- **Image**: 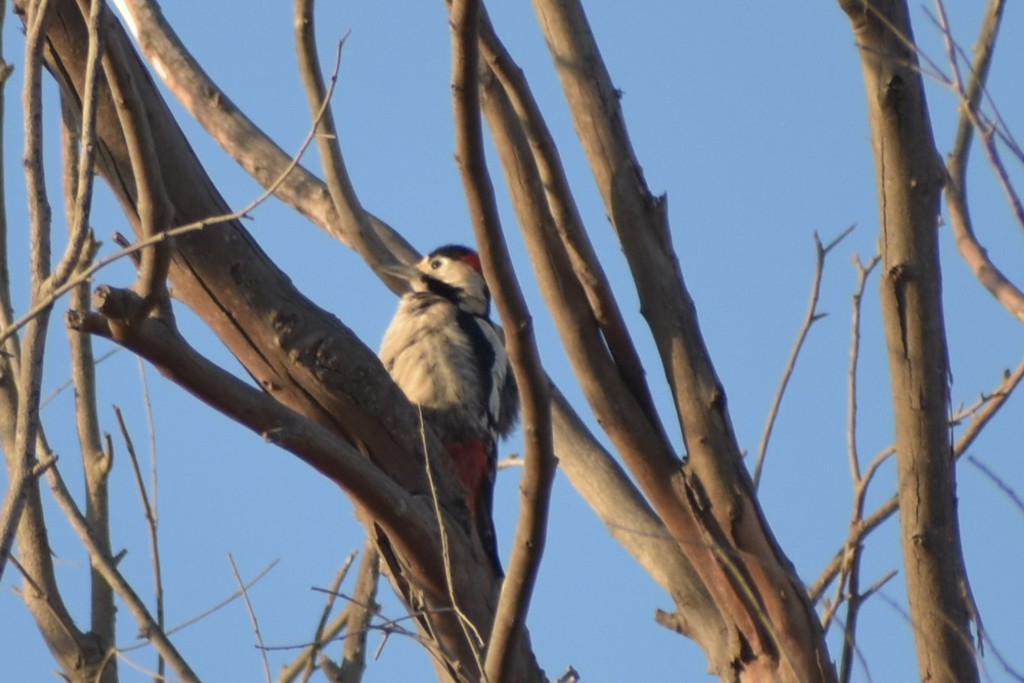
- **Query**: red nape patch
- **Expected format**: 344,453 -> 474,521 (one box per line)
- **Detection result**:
460,251 -> 483,275
445,441 -> 490,515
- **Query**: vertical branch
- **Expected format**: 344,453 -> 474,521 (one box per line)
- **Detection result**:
449,1 -> 555,680
62,109 -> 117,671
840,2 -> 979,680
837,254 -> 880,683
476,14 -> 667,441
0,0 -> 54,586
339,542 -> 380,683
83,0 -> 172,317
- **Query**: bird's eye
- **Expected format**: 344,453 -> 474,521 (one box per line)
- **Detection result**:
430,259 -> 442,270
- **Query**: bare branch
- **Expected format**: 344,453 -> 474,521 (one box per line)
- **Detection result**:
532,1 -> 835,678
0,0 -> 55,588
833,253 -> 880,682
68,297 -> 440,570
940,0 -> 1024,321
111,0 -> 418,268
278,552 -> 356,683
114,404 -> 165,677
229,553 -> 273,683
812,354 -> 1024,601
450,3 -> 555,679
44,460 -> 199,682
476,12 -> 666,440
62,84 -> 117,673
753,225 -> 854,488
840,1 -> 978,677
293,0 -> 406,288
339,543 -> 380,683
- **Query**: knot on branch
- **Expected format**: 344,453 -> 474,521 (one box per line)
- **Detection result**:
90,284 -> 174,341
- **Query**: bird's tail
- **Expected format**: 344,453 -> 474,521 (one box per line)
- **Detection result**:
446,440 -> 502,576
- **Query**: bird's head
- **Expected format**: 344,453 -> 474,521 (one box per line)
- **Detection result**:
400,244 -> 491,316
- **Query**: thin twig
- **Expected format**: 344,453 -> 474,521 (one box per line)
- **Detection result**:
293,0 -> 402,286
753,225 -> 854,488
417,407 -> 486,673
44,460 -> 199,681
940,0 -> 1024,321
830,255 -> 879,683
287,550 -> 356,683
811,354 -> 1024,601
117,558 -> 280,651
114,404 -> 164,677
0,61 -> 335,350
229,553 -> 273,683
40,347 -> 120,408
966,456 -> 1024,516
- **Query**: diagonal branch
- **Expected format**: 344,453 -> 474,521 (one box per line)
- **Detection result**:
476,11 -> 666,442
753,226 -> 855,488
44,459 -> 199,682
68,295 -> 440,568
940,0 -> 1024,322
293,0 -> 406,288
110,0 -> 418,269
532,0 -> 836,679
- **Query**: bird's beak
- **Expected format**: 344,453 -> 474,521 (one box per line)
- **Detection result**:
377,261 -> 422,293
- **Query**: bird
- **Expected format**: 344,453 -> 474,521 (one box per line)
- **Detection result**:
379,244 -> 519,575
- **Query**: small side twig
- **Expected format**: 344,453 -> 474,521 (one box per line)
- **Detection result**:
417,407 -> 486,675
229,553 -> 273,683
114,404 -> 164,678
753,225 -> 854,489
966,455 -> 1024,516
811,353 -> 1024,601
44,460 -> 199,681
940,0 -> 1024,322
277,550 -> 357,683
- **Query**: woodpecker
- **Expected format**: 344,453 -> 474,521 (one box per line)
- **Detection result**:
379,244 -> 518,574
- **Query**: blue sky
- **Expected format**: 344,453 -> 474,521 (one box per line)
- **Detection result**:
3,2 -> 1023,681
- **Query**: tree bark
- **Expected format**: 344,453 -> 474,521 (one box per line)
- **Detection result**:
839,1 -> 979,681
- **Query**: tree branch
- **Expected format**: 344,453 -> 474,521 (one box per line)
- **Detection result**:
450,2 -> 554,680
293,0 -> 406,288
753,226 -> 854,489
840,2 -> 978,679
44,458 -> 200,682
532,0 -> 836,678
110,0 -> 418,269
940,0 -> 1024,321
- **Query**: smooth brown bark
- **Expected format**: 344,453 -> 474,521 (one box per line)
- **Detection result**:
840,1 -> 980,681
